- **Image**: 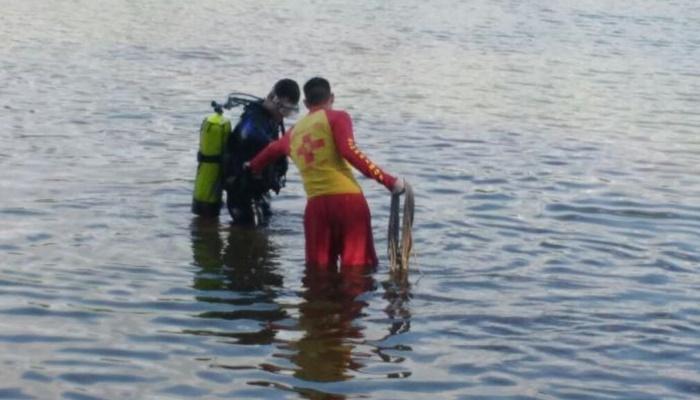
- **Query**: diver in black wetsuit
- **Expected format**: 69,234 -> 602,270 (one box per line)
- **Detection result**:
222,79 -> 300,225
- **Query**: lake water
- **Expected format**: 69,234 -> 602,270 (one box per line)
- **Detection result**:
1,0 -> 700,399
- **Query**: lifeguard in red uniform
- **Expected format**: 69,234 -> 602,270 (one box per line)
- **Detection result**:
249,77 -> 405,268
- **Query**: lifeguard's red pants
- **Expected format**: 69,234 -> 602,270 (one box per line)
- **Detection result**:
304,193 -> 378,268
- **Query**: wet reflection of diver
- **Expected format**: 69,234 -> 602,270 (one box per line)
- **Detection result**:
189,217 -> 286,344
191,79 -> 300,225
285,266 -> 375,383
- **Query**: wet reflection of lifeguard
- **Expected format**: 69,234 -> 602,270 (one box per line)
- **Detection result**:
283,266 -> 376,383
189,217 -> 286,344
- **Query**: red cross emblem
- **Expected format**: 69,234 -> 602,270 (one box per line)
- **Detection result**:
296,133 -> 325,164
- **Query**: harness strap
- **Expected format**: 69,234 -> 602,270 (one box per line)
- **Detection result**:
197,151 -> 222,163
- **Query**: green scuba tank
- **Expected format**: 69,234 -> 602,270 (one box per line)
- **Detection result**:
192,112 -> 232,217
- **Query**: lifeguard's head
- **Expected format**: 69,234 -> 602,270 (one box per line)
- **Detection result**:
303,77 -> 334,109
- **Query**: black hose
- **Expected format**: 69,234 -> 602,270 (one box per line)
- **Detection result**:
388,183 -> 414,273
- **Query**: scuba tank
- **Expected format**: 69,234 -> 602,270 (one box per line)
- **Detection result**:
191,110 -> 232,217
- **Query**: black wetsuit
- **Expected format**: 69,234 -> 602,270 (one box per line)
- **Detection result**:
223,102 -> 287,224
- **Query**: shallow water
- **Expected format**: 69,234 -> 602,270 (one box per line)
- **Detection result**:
1,0 -> 700,399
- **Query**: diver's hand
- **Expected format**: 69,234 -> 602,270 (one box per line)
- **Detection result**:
242,161 -> 251,171
391,178 -> 406,195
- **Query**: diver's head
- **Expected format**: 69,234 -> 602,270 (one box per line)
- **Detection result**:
264,78 -> 300,121
303,77 -> 334,109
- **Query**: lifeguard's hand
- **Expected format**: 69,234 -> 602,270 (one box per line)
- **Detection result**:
391,178 -> 406,195
243,161 -> 262,179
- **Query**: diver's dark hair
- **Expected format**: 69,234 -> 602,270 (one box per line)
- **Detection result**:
303,77 -> 331,106
273,79 -> 300,104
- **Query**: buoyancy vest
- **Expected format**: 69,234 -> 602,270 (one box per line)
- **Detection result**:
225,103 -> 287,195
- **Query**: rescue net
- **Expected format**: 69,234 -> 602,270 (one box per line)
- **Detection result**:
387,182 -> 414,274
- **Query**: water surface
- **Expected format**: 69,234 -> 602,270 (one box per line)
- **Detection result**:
1,0 -> 699,398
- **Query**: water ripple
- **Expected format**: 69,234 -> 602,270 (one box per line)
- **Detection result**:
2,0 -> 700,399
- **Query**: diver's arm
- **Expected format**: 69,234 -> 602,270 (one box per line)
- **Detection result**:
327,109 -> 397,190
249,131 -> 291,175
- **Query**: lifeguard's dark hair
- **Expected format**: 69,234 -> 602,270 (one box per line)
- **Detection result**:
273,79 -> 301,104
303,77 -> 331,106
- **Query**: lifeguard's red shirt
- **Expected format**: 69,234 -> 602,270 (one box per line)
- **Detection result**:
250,107 -> 397,198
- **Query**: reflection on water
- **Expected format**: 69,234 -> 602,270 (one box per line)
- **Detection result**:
268,266 -> 412,399
3,0 -> 700,398
286,266 -> 375,383
382,279 -> 412,339
190,218 -> 285,345
191,217 -> 283,292
190,219 -> 413,397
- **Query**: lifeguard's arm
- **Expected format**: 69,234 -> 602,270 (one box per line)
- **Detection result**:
249,131 -> 292,175
327,109 -> 398,190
